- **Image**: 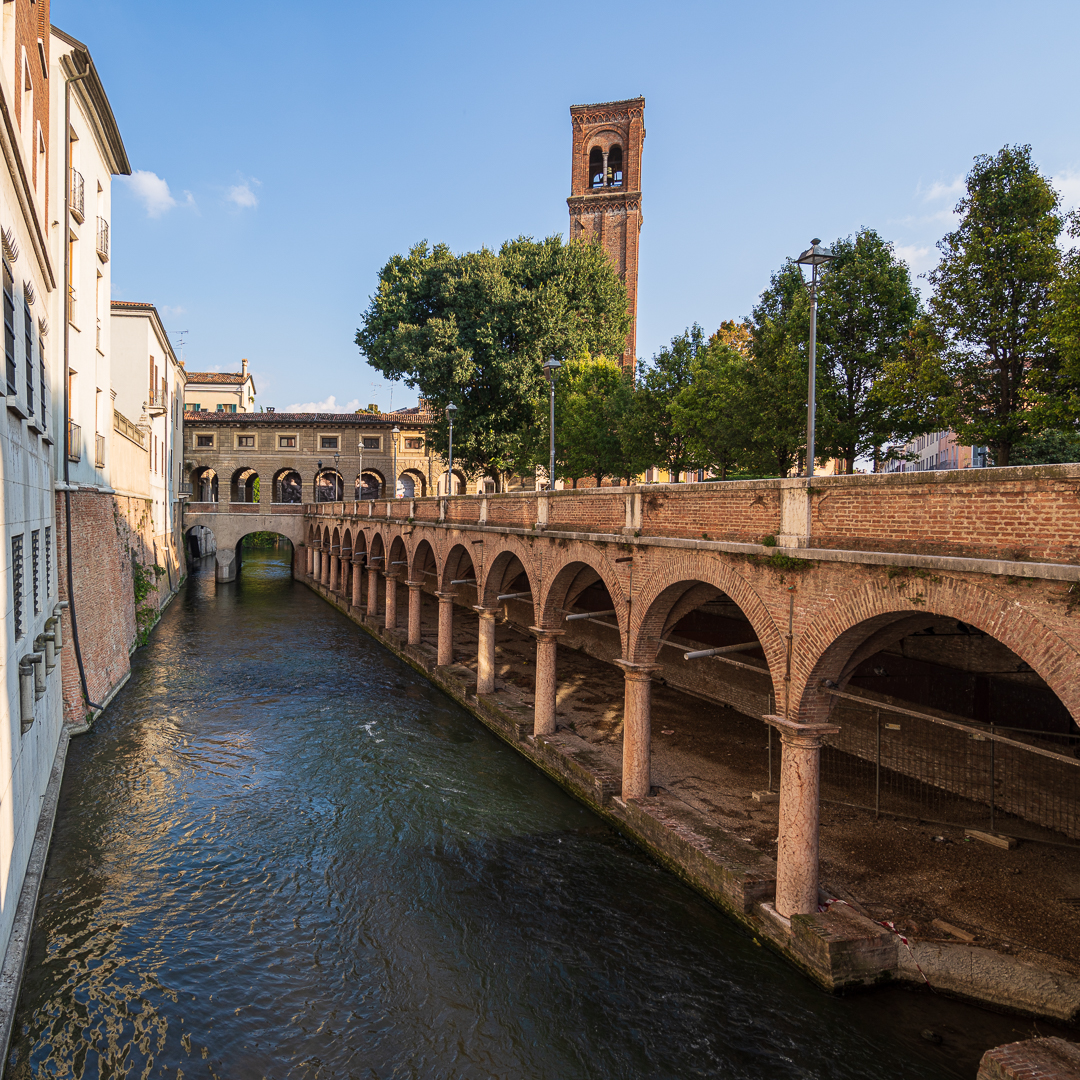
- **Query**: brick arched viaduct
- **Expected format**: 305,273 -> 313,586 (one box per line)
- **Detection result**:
185,468 -> 1080,929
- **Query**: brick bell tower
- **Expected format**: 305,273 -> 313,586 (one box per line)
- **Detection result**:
567,97 -> 645,370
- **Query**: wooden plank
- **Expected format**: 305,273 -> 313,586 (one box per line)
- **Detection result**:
965,829 -> 1018,850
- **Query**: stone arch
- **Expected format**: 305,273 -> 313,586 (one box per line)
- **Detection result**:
190,466 -> 218,503
398,468 -> 426,499
410,537 -> 438,586
331,526 -> 341,555
315,468 -> 344,502
440,542 -> 478,592
273,467 -> 302,504
438,469 -> 468,496
478,536 -> 539,618
369,530 -> 385,569
628,555 -> 785,691
357,470 -> 384,500
794,576 -> 1080,725
230,466 -> 258,503
537,542 -> 628,641
342,528 -> 353,558
388,534 -> 408,574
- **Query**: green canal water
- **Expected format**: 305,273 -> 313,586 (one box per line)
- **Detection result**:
6,552 -> 1047,1078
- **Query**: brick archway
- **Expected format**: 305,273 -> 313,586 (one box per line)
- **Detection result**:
628,555 -> 785,686
478,536 -> 539,620
794,576 -> 1080,724
537,542 -> 628,640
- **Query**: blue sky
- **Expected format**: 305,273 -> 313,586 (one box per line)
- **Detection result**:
57,0 -> 1080,412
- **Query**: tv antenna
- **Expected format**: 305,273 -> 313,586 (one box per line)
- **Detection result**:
172,329 -> 189,365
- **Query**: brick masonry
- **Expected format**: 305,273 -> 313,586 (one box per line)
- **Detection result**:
978,1038 -> 1080,1080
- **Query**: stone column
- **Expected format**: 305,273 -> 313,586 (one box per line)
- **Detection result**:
330,553 -> 340,592
352,559 -> 363,608
765,714 -> 840,919
435,592 -> 456,666
367,567 -> 379,616
406,581 -> 424,645
529,627 -> 566,735
313,548 -> 321,580
614,660 -> 660,799
385,574 -> 400,630
306,545 -> 314,575
474,607 -> 500,695
342,559 -> 351,599
322,550 -> 331,585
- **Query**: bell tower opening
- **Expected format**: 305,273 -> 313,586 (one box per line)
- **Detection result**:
567,97 -> 644,371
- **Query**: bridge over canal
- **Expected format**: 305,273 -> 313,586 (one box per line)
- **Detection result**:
184,466 -> 1080,994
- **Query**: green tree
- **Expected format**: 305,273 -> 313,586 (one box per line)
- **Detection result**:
621,326 -> 706,480
926,145 -> 1062,466
743,262 -> 810,476
556,355 -> 634,486
1048,210 -> 1080,422
670,339 -> 752,480
356,236 -> 631,483
816,229 -> 920,473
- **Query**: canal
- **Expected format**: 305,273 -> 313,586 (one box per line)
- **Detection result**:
6,551 -> 1044,1078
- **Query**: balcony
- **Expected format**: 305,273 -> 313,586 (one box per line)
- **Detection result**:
95,432 -> 105,468
146,385 -> 166,416
70,168 -> 84,222
113,409 -> 146,448
66,419 -> 81,463
96,217 -> 109,262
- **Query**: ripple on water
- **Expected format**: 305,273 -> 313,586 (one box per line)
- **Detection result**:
7,552 -> 1041,1079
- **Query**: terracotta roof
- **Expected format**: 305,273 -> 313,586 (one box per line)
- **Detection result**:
185,372 -> 248,385
111,300 -> 156,310
185,410 -> 432,424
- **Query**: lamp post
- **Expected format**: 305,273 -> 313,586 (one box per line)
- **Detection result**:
795,238 -> 837,478
334,451 -> 341,502
357,438 -> 364,500
392,425 -> 401,497
445,401 -> 457,495
543,355 -> 562,490
316,458 -> 323,502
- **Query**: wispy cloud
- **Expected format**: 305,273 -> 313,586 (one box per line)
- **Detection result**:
1054,169 -> 1080,213
919,176 -> 964,203
160,304 -> 186,319
894,243 -> 937,278
122,170 -> 195,217
227,178 -> 260,209
285,395 -> 361,413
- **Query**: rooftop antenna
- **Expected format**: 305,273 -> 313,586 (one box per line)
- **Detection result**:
172,329 -> 189,366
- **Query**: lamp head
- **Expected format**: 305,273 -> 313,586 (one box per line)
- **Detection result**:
317,459 -> 323,470
392,425 -> 400,435
543,355 -> 563,379
796,238 -> 837,267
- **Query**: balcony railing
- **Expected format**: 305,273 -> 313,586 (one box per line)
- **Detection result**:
147,385 -> 166,415
70,168 -> 84,222
113,409 -> 146,448
96,217 -> 109,262
95,432 -> 105,468
66,419 -> 81,463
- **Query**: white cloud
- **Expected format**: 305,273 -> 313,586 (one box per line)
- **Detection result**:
1054,169 -> 1080,213
894,244 -> 937,277
919,176 -> 964,203
160,304 -> 186,319
284,395 -> 361,413
227,178 -> 260,209
122,170 -> 195,217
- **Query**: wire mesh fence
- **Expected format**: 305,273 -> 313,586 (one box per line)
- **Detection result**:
814,689 -> 1080,841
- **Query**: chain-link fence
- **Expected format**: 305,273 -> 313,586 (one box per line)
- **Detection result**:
814,688 -> 1080,841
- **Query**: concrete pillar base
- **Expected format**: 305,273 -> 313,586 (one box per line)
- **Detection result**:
215,550 -> 236,583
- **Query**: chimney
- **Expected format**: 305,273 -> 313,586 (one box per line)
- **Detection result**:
241,358 -> 249,377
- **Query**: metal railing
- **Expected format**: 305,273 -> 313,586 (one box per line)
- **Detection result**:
66,419 -> 81,463
70,168 -> 84,221
95,432 -> 105,468
113,409 -> 146,447
96,217 -> 109,261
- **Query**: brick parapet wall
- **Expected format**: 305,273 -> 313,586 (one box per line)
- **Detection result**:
305,466 -> 1080,565
978,1038 -> 1080,1080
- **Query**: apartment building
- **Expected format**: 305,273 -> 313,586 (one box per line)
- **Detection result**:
184,360 -> 256,413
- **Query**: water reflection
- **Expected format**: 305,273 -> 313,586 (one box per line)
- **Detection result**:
7,552 -> 1045,1078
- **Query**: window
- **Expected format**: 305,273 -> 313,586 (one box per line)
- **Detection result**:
279,436 -> 296,448
30,530 -> 39,614
589,145 -> 604,189
44,526 -> 51,598
23,294 -> 32,415
321,436 -> 338,449
196,435 -> 213,447
11,534 -> 23,640
238,435 -> 255,448
186,403 -> 202,412
404,437 -> 423,450
608,144 -> 623,186
217,403 -> 237,413
38,322 -> 46,430
362,436 -> 380,450
4,262 -> 14,395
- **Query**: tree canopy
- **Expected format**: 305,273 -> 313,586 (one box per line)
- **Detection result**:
356,235 -> 631,480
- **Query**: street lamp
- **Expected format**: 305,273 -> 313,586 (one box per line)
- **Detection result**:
392,425 -> 401,497
445,401 -> 457,495
543,355 -> 563,490
357,437 -> 364,500
334,451 -> 341,501
316,458 -> 323,502
796,238 -> 837,478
